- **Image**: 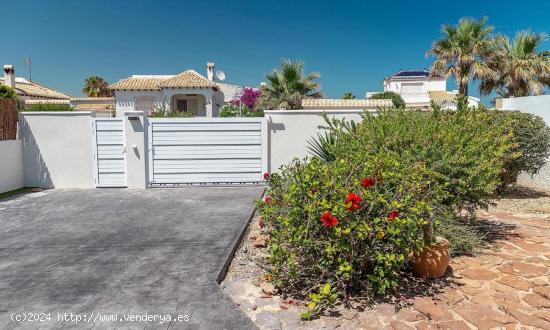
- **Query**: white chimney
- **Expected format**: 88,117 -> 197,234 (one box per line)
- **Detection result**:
3,65 -> 15,88
207,62 -> 215,81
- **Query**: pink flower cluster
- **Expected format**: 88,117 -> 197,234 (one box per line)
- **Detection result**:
230,87 -> 261,109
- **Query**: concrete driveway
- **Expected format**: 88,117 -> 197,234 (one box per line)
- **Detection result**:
0,187 -> 263,329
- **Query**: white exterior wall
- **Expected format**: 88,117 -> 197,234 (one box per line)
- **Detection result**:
265,110 -> 365,172
115,88 -> 222,117
383,79 -> 428,105
0,140 -> 24,193
213,90 -> 225,116
426,79 -> 446,92
115,90 -> 164,117
19,112 -> 95,188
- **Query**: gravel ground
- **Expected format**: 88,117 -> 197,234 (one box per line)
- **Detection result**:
493,185 -> 550,215
224,214 -> 268,284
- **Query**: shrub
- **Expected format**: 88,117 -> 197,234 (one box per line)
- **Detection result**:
492,111 -> 550,189
0,85 -> 17,99
319,108 -> 514,213
263,107 -> 514,318
23,103 -> 74,111
261,154 -> 445,318
368,91 -> 406,108
437,214 -> 486,256
230,88 -> 261,109
219,104 -> 264,117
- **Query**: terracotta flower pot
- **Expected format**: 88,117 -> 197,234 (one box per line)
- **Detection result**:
411,236 -> 450,278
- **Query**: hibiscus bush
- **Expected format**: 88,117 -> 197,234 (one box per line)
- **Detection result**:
260,152 -> 445,318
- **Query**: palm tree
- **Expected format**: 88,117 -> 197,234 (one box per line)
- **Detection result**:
257,59 -> 322,110
342,92 -> 356,99
82,76 -> 112,97
427,16 -> 496,96
480,31 -> 550,97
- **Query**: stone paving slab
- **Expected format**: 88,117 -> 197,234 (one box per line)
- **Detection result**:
0,187 -> 263,330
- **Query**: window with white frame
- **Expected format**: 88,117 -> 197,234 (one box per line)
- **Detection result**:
134,97 -> 154,114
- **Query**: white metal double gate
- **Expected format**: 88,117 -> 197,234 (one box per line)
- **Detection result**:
92,118 -> 127,187
147,117 -> 267,185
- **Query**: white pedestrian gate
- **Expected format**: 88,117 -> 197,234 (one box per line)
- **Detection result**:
147,118 -> 267,185
92,118 -> 127,187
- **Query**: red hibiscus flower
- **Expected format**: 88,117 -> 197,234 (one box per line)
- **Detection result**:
264,196 -> 272,205
388,210 -> 400,221
263,172 -> 270,180
361,176 -> 375,188
345,193 -> 362,212
320,211 -> 338,228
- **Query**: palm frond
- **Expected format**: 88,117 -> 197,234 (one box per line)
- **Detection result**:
307,132 -> 336,162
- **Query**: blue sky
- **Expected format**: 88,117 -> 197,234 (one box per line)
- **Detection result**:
2,0 -> 550,104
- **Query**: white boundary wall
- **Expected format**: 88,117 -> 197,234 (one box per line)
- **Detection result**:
10,109 -> 370,190
0,140 -> 24,193
19,112 -> 95,189
499,95 -> 550,127
265,110 -> 366,172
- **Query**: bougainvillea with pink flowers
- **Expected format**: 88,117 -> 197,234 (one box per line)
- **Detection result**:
230,87 -> 261,109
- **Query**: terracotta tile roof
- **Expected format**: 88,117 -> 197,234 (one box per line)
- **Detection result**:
70,97 -> 114,102
0,78 -> 71,99
110,71 -> 217,91
158,70 -> 217,89
109,76 -> 169,90
301,98 -> 392,108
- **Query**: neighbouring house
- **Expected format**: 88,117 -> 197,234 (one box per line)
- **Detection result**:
70,97 -> 115,117
1,65 -> 72,104
110,63 -> 246,117
366,69 -> 479,109
301,98 -> 392,110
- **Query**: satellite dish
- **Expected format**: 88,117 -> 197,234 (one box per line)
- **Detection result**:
215,70 -> 226,81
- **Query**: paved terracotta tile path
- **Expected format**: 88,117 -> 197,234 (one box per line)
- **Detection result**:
223,194 -> 550,329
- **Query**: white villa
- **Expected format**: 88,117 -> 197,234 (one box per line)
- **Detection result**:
110,63 -> 244,117
366,70 -> 480,109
